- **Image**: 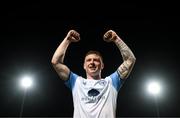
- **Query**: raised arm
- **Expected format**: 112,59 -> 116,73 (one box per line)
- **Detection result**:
51,30 -> 80,81
103,30 -> 136,79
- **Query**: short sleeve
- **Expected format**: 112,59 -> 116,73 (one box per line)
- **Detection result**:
109,71 -> 125,91
64,71 -> 78,91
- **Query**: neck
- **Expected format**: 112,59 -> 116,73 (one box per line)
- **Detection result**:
86,74 -> 101,80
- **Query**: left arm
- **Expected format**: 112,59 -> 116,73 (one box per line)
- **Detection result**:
104,30 -> 136,79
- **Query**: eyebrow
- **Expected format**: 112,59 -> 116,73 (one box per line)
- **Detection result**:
85,57 -> 101,61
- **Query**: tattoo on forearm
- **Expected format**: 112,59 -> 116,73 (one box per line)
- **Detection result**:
115,39 -> 135,61
114,37 -> 136,79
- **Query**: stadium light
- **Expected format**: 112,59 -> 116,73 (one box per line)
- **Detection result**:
147,81 -> 161,95
20,75 -> 33,89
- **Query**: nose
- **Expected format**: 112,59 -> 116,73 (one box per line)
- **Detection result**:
89,60 -> 96,66
90,59 -> 95,64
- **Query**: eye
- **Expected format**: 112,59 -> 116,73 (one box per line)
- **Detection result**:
94,59 -> 100,62
86,59 -> 91,62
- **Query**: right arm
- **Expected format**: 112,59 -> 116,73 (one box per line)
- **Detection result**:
51,30 -> 80,81
103,30 -> 136,79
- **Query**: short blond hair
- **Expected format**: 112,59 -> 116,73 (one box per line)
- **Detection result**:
85,50 -> 103,62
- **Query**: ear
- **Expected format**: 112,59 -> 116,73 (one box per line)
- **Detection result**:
83,62 -> 86,70
101,62 -> 104,69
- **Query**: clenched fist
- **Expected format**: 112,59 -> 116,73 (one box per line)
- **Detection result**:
66,30 -> 80,42
103,30 -> 118,42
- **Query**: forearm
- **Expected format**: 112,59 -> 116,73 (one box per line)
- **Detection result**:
114,36 -> 136,78
51,38 -> 71,64
114,37 -> 135,61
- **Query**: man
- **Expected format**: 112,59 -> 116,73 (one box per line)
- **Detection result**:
51,29 -> 136,118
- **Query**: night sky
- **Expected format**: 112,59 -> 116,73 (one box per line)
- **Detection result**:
0,2 -> 180,117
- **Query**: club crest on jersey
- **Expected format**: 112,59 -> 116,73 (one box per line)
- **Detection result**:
98,80 -> 107,86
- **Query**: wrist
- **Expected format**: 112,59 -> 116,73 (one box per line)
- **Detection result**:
63,37 -> 72,45
113,36 -> 122,43
65,37 -> 72,43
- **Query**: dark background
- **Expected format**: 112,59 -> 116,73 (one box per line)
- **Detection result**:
0,2 -> 179,117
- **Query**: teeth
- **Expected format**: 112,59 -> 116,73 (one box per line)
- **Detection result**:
89,66 -> 95,68
89,65 -> 96,70
89,67 -> 96,70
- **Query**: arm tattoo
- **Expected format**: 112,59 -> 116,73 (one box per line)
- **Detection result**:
114,37 -> 136,79
115,38 -> 135,61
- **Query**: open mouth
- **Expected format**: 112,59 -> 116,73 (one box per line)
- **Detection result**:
88,65 -> 96,70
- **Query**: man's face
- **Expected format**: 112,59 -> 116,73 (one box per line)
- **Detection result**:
84,54 -> 104,77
